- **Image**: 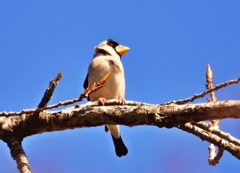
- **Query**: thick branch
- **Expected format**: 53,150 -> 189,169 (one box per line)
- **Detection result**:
6,137 -> 31,173
1,100 -> 240,138
1,100 -> 240,162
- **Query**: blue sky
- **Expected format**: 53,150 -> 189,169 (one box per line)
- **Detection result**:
0,1 -> 240,172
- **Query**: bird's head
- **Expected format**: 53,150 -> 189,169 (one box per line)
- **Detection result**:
94,39 -> 130,58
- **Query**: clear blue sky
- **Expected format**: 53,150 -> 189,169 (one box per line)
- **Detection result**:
0,1 -> 240,172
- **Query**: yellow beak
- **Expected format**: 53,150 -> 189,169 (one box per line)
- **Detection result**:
116,45 -> 130,56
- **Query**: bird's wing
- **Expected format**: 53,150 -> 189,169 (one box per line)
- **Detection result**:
83,74 -> 88,89
83,74 -> 90,101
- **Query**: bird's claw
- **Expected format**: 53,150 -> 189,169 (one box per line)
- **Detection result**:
98,97 -> 107,105
119,98 -> 125,105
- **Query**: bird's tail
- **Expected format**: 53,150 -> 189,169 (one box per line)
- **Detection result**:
111,135 -> 128,157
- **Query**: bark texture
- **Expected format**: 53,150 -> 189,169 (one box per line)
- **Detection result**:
0,100 -> 239,139
1,71 -> 240,172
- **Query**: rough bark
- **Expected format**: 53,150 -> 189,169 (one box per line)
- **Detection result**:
6,137 -> 32,173
1,99 -> 240,139
1,71 -> 240,172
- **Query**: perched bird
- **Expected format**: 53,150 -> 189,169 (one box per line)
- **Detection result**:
84,39 -> 130,157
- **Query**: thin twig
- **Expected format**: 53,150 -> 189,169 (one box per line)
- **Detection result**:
208,145 -> 224,165
0,71 -> 112,117
40,70 -> 112,110
163,77 -> 240,105
206,64 -> 220,128
213,148 -> 224,164
178,123 -> 240,159
192,122 -> 240,146
205,64 -> 222,166
1,75 -> 239,117
38,70 -> 63,108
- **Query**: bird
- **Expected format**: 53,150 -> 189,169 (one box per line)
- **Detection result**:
83,39 -> 130,157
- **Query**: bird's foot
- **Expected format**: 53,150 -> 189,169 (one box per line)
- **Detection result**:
119,98 -> 125,105
98,97 -> 107,106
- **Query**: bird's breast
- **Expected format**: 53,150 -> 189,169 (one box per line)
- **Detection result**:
89,72 -> 125,101
88,58 -> 125,101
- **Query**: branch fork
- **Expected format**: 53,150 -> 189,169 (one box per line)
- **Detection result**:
1,67 -> 240,172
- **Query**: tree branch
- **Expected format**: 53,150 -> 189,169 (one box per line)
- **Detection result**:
1,70 -> 240,172
163,76 -> 240,105
37,70 -> 63,108
0,71 -> 112,117
178,123 -> 240,159
5,137 -> 31,173
192,122 -> 240,146
205,64 -> 222,165
1,100 -> 240,159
